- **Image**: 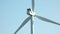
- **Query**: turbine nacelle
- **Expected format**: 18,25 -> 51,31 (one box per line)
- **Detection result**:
27,8 -> 35,16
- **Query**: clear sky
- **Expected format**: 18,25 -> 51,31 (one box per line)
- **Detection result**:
0,0 -> 60,34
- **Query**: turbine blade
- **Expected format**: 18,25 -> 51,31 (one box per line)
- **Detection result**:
32,0 -> 34,11
35,15 -> 60,25
14,16 -> 31,34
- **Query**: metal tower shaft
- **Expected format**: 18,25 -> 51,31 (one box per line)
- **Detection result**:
31,16 -> 34,34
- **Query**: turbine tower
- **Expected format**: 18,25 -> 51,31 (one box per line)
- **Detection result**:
14,0 -> 60,34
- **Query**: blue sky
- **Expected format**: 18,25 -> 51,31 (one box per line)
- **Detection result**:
0,0 -> 60,34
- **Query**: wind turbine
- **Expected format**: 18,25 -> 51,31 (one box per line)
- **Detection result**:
14,0 -> 60,34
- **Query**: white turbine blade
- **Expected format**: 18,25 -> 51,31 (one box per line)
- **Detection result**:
32,0 -> 34,11
35,15 -> 60,25
14,16 -> 31,34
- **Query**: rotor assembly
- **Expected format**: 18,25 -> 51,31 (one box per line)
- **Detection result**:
14,0 -> 60,34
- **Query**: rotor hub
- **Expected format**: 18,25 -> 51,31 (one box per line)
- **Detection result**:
29,11 -> 35,16
27,8 -> 35,16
